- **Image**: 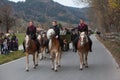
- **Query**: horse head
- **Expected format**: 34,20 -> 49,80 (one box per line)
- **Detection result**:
79,32 -> 88,46
37,34 -> 42,40
47,29 -> 55,39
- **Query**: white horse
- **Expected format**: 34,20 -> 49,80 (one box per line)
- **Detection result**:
47,29 -> 62,72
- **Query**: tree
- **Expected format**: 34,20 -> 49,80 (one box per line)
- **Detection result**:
74,0 -> 120,32
0,20 -> 2,24
0,4 -> 15,33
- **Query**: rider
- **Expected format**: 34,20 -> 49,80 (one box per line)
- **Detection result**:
50,21 -> 63,49
74,19 -> 92,52
25,21 -> 40,53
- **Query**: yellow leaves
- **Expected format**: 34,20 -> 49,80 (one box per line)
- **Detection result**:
108,0 -> 120,9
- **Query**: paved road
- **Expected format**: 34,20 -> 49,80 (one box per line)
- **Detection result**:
0,35 -> 120,80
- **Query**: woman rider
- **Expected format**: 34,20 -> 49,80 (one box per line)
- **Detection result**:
23,21 -> 40,53
74,19 -> 92,52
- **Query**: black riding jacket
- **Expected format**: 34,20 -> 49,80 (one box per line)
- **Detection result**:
51,25 -> 60,37
78,23 -> 88,35
26,25 -> 37,40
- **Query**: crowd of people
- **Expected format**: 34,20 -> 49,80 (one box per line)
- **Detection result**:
0,33 -> 18,55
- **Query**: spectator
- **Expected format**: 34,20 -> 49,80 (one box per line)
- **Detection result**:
11,33 -> 18,51
3,39 -> 9,55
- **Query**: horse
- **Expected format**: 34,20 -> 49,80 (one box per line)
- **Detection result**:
47,29 -> 62,72
77,32 -> 90,70
37,32 -> 48,60
25,35 -> 39,71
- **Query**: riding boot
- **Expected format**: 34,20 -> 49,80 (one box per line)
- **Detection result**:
88,36 -> 92,52
46,39 -> 49,53
23,41 -> 26,53
89,40 -> 92,52
74,37 -> 79,52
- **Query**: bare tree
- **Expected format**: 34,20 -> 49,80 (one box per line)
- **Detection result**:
0,4 -> 15,33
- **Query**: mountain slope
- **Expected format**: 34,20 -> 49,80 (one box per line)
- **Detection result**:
8,0 -> 89,24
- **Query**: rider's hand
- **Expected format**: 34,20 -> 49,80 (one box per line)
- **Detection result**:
55,35 -> 58,39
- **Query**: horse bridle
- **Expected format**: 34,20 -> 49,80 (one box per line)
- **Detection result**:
79,32 -> 88,46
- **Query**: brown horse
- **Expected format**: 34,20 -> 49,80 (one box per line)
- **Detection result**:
77,32 -> 90,70
37,32 -> 48,60
47,29 -> 62,72
25,35 -> 39,71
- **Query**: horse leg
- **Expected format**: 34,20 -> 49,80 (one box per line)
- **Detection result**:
26,53 -> 29,72
40,53 -> 43,61
54,52 -> 58,72
40,48 -> 43,60
51,54 -> 54,70
58,51 -> 61,67
85,52 -> 88,68
33,54 -> 36,69
43,47 -> 46,58
83,54 -> 85,66
35,52 -> 39,67
79,52 -> 83,70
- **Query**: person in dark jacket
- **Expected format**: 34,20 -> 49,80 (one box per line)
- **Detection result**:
71,29 -> 79,52
24,21 -> 40,53
74,19 -> 92,52
50,21 -> 60,39
11,33 -> 18,51
50,21 -> 63,49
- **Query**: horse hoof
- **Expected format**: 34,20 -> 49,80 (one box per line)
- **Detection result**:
83,64 -> 85,66
51,68 -> 54,70
58,65 -> 61,67
40,58 -> 43,61
33,66 -> 36,69
35,64 -> 38,67
85,66 -> 88,68
55,70 -> 58,72
80,68 -> 83,71
40,59 -> 42,61
26,69 -> 29,72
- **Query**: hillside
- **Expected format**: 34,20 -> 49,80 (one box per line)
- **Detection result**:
3,0 -> 90,24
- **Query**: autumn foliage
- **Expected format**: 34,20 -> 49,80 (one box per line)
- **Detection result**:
76,0 -> 120,33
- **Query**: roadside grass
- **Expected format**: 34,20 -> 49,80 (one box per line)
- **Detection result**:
97,35 -> 120,67
16,33 -> 25,45
0,50 -> 25,65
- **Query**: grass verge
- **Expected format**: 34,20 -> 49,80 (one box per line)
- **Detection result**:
97,36 -> 120,67
16,33 -> 25,45
0,50 -> 25,65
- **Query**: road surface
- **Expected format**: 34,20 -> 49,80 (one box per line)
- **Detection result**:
0,35 -> 120,80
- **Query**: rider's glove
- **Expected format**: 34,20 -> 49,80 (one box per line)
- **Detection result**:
55,35 -> 58,39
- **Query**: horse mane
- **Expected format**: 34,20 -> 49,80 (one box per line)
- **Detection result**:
47,29 -> 55,39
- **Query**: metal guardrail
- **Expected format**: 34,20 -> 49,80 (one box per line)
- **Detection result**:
98,32 -> 120,44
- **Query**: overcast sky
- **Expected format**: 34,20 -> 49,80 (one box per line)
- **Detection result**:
9,0 -> 88,8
